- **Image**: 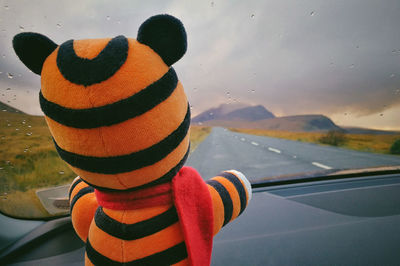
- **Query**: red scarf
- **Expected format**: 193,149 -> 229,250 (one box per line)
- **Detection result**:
95,166 -> 214,266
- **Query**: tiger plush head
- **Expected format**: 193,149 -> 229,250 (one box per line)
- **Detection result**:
13,14 -> 190,191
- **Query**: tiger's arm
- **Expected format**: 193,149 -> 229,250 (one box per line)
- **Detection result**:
206,170 -> 252,235
69,177 -> 98,242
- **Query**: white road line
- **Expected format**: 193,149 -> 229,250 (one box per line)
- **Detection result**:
251,141 -> 259,146
311,162 -> 332,169
268,147 -> 281,154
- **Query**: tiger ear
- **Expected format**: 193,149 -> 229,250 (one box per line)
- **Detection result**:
137,14 -> 187,66
13,32 -> 58,75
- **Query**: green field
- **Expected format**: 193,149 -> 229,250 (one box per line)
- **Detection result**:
0,111 -> 211,218
230,128 -> 400,154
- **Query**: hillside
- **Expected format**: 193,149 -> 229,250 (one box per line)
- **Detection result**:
192,103 -> 343,132
200,115 -> 342,132
0,105 -> 211,218
192,103 -> 275,123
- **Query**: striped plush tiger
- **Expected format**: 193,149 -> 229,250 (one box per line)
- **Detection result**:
13,14 -> 252,266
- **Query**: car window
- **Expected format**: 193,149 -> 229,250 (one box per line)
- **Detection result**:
1,0 -> 400,219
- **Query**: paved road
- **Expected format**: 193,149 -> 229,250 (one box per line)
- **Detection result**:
186,127 -> 400,182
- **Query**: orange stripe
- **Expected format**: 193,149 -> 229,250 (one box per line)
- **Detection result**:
85,253 -> 94,266
41,39 -> 168,109
71,133 -> 190,190
103,204 -> 171,224
69,181 -> 89,201
70,193 -> 97,241
45,82 -> 187,157
207,185 -> 225,235
213,176 -> 241,222
73,38 -> 111,59
88,213 -> 184,262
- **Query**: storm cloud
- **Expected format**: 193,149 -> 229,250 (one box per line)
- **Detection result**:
0,0 -> 399,129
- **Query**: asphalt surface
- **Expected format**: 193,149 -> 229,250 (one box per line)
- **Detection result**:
186,127 -> 400,182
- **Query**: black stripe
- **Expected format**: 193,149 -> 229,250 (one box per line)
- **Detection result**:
39,67 -> 178,129
57,35 -> 128,86
95,206 -> 178,240
54,105 -> 190,174
68,178 -> 83,199
218,172 -> 247,216
86,239 -> 187,266
83,144 -> 190,192
206,180 -> 233,226
70,186 -> 94,212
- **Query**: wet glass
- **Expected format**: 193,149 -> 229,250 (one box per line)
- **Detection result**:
0,0 -> 399,219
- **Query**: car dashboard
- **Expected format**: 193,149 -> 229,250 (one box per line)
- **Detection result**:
1,172 -> 400,265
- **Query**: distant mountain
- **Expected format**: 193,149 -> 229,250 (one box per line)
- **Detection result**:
192,103 -> 275,123
0,101 -> 24,114
254,115 -> 343,132
192,103 -> 344,132
200,115 -> 342,132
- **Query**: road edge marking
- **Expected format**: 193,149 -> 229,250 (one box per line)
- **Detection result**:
312,162 -> 332,169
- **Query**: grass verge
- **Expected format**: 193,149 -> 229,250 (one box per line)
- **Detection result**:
230,128 -> 400,155
0,111 -> 211,218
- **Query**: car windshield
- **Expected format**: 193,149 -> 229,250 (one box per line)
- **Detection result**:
1,0 -> 400,219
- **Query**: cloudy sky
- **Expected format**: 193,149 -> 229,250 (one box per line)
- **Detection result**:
0,0 -> 399,130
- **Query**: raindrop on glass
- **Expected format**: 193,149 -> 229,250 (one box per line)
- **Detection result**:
349,64 -> 355,69
59,171 -> 65,175
379,113 -> 384,117
394,89 -> 400,95
27,125 -> 32,128
23,148 -> 28,153
117,20 -> 121,25
210,1 -> 214,7
4,5 -> 9,10
193,87 -> 198,92
56,23 -> 62,28
106,16 -> 111,21
390,74 -> 395,78
19,25 -> 24,31
26,132 -> 32,136
6,87 -> 11,90
15,128 -> 19,131
310,11 -> 315,16
2,54 -> 5,58
209,112 -> 214,116
250,14 -> 255,18
7,73 -> 13,79
356,45 -> 359,49
251,89 -> 255,93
